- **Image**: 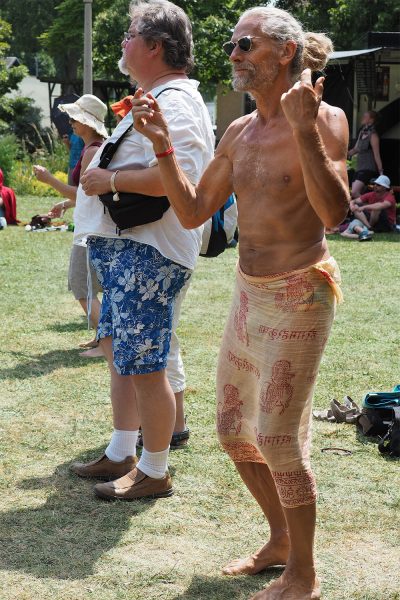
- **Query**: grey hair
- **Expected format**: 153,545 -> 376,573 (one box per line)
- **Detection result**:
240,7 -> 333,80
129,0 -> 194,72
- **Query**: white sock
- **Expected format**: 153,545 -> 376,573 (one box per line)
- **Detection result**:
137,447 -> 169,479
105,429 -> 138,462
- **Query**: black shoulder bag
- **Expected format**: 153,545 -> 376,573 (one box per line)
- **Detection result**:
97,87 -> 187,231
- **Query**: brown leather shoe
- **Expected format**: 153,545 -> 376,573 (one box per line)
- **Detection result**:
94,467 -> 173,501
70,454 -> 138,480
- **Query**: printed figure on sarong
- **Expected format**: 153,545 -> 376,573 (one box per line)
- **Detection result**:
234,290 -> 249,346
260,359 -> 295,415
275,275 -> 314,312
217,384 -> 243,436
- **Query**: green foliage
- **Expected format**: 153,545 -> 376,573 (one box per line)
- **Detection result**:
0,18 -> 27,97
276,0 -> 400,49
0,133 -> 20,185
8,135 -> 69,195
10,163 -> 68,196
92,0 -> 260,85
8,97 -> 45,151
328,0 -> 400,48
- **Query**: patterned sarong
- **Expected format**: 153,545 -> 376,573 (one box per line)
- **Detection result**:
216,257 -> 342,508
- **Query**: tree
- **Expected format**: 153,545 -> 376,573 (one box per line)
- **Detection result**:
0,0 -> 59,74
92,0 -> 261,89
275,0 -> 400,49
0,18 -> 28,133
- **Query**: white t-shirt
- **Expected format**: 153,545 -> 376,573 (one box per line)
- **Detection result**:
73,79 -> 215,270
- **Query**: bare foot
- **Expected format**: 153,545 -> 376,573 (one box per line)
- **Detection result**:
78,338 -> 98,349
80,345 -> 104,358
249,573 -> 321,599
222,539 -> 289,576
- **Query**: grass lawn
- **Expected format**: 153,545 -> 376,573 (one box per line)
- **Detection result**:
0,196 -> 399,600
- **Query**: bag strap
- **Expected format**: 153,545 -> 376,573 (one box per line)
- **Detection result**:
378,407 -> 400,456
98,86 -> 190,170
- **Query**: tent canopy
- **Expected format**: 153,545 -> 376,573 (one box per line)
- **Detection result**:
329,48 -> 382,60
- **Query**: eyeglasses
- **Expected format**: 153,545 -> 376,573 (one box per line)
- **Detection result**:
222,36 -> 255,57
123,31 -> 140,43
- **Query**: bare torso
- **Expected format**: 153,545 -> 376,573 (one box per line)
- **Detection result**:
227,107 -> 331,276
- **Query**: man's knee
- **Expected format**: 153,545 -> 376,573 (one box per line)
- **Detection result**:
218,437 -> 266,464
271,468 -> 317,509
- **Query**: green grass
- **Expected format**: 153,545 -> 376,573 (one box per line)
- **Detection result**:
0,196 -> 399,600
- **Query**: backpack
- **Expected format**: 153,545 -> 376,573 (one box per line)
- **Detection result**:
378,407 -> 400,457
200,194 -> 238,258
356,389 -> 400,457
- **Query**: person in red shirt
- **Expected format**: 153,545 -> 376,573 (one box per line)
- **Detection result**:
350,175 -> 396,232
0,168 -> 19,225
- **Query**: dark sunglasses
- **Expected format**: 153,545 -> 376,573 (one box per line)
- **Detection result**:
222,36 -> 254,57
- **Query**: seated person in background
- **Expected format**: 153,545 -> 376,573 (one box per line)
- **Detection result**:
110,95 -> 134,124
341,175 -> 396,240
348,110 -> 383,198
0,168 -> 19,225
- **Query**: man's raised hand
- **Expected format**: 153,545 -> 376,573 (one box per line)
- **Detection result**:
131,88 -> 170,147
280,68 -> 325,131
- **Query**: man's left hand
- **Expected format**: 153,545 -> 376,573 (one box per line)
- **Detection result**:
281,68 -> 324,131
81,168 -> 112,196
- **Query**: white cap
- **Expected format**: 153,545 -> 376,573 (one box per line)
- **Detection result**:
373,175 -> 391,189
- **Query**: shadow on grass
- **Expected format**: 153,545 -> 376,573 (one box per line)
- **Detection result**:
0,447 -> 155,580
172,570 -> 283,600
356,429 -> 400,462
48,320 -> 88,334
0,348 -> 103,380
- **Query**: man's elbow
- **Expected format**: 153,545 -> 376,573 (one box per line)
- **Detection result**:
175,212 -> 204,230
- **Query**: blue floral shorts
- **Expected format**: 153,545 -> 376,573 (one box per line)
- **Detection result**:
87,237 -> 192,376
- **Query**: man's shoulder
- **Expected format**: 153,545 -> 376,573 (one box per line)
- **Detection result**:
318,101 -> 346,124
223,112 -> 254,138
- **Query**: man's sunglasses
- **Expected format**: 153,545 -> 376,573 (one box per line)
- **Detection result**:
222,36 -> 254,57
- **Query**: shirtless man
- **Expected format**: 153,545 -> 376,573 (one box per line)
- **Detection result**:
132,7 -> 350,599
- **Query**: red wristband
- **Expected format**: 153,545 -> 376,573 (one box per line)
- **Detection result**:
155,146 -> 174,159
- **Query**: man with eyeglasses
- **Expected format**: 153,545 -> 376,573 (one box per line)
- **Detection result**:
133,6 -> 349,600
71,0 -> 214,501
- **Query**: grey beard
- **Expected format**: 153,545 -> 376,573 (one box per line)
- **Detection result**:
232,62 -> 279,93
118,56 -> 130,76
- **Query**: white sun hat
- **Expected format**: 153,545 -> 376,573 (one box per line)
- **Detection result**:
373,174 -> 391,189
58,94 -> 108,138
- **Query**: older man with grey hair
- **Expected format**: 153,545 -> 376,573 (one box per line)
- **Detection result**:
132,5 -> 350,599
71,0 -> 214,501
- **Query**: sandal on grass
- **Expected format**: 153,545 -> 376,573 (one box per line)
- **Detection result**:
330,397 -> 361,424
312,408 -> 336,422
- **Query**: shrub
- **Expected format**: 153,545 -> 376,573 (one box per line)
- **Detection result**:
0,134 -> 20,185
10,162 -> 68,196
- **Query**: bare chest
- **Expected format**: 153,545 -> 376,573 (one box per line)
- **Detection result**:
231,120 -> 303,198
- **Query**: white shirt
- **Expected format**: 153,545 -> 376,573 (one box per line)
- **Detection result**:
73,79 -> 215,270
